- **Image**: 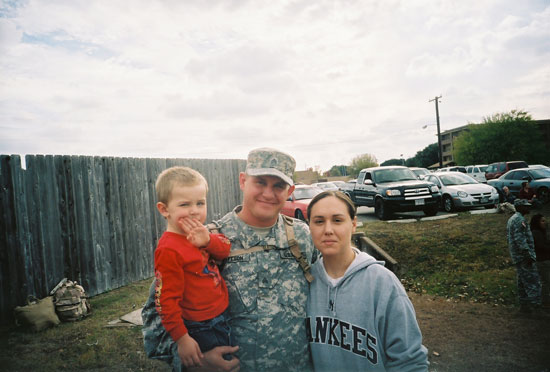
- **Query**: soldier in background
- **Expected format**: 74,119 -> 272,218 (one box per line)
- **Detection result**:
507,199 -> 542,314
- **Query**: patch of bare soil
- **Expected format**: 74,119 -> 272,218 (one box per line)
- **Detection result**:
409,292 -> 550,372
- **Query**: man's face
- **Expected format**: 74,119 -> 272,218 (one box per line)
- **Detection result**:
239,173 -> 294,227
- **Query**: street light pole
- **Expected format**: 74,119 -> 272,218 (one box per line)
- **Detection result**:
429,95 -> 443,168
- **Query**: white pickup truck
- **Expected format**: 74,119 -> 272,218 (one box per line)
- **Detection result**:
466,165 -> 488,183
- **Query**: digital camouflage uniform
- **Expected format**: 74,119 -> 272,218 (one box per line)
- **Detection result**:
141,207 -> 317,371
142,147 -> 316,371
142,279 -> 182,370
507,211 -> 542,305
214,206 -> 316,372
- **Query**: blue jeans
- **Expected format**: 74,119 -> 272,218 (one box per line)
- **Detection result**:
184,308 -> 235,360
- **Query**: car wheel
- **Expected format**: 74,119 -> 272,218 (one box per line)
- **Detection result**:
538,187 -> 549,204
375,198 -> 391,220
423,205 -> 438,216
443,195 -> 454,212
295,209 -> 305,221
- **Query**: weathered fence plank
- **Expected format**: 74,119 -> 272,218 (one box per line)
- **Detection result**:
0,154 -> 245,323
104,157 -> 124,289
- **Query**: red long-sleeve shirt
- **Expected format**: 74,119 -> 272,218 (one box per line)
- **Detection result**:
154,231 -> 230,342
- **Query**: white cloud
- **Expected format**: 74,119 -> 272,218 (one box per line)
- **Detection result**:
1,0 -> 549,171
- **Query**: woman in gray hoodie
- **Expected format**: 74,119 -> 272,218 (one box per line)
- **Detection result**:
306,191 -> 429,372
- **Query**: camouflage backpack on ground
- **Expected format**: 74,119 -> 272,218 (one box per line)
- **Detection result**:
51,278 -> 91,321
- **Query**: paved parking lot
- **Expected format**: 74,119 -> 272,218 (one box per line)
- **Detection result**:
356,206 -> 495,223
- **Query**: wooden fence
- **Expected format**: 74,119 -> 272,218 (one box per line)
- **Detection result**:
0,154 -> 246,324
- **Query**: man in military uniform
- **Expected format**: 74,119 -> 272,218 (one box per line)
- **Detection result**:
143,148 -> 316,372
507,198 -> 542,313
200,147 -> 316,371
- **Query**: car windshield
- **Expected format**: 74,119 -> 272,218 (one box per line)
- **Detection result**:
530,168 -> 550,180
439,173 -> 477,186
412,169 -> 429,176
373,168 -> 417,183
479,166 -> 488,172
293,187 -> 322,200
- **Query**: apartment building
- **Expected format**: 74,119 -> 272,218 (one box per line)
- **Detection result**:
434,119 -> 550,166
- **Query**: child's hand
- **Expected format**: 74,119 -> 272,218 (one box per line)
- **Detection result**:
177,333 -> 204,368
179,217 -> 210,247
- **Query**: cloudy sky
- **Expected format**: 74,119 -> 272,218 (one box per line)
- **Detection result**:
1,0 -> 549,172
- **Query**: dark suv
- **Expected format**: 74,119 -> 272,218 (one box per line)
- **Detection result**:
344,166 -> 441,220
485,161 -> 528,180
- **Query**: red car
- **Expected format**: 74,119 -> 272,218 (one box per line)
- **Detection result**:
485,161 -> 528,180
281,185 -> 323,221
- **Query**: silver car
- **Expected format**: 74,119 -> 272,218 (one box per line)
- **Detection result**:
425,172 -> 499,212
311,181 -> 339,191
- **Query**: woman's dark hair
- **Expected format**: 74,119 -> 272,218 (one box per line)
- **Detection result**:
530,213 -> 545,232
307,190 -> 356,222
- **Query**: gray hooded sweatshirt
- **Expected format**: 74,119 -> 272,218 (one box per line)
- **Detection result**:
306,249 -> 429,372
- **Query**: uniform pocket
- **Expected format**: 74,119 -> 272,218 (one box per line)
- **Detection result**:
223,261 -> 258,313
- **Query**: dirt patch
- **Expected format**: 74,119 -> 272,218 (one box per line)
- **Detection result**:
409,292 -> 550,372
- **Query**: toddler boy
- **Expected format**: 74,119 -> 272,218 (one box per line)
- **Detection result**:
151,166 -> 234,369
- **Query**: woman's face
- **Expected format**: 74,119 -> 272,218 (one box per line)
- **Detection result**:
540,217 -> 547,229
308,196 -> 356,258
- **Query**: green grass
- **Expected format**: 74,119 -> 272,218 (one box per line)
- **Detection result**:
0,279 -> 169,372
360,207 -> 549,305
1,206 -> 548,370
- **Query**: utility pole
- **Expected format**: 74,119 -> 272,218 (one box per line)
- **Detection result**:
429,95 -> 443,168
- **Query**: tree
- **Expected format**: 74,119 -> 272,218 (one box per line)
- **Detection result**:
453,110 -> 549,165
348,153 -> 378,178
327,165 -> 350,177
380,158 -> 403,166
380,144 -> 439,169
407,143 -> 439,168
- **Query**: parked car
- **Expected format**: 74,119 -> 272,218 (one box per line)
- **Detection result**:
409,167 -> 431,179
529,164 -> 550,170
341,166 -> 441,220
465,165 -> 488,183
424,172 -> 499,212
487,167 -> 550,203
311,181 -> 339,191
338,179 -> 357,192
434,166 -> 467,173
484,161 -> 528,181
331,180 -> 347,188
281,185 -> 323,221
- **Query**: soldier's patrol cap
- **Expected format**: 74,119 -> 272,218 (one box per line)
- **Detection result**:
245,147 -> 296,186
514,199 -> 532,207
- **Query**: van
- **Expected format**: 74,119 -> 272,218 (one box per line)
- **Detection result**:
485,161 -> 528,180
